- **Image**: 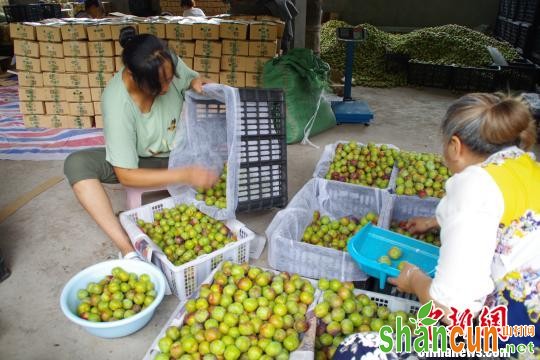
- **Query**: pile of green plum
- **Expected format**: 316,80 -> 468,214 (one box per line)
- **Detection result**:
325,142 -> 398,189
395,151 -> 450,198
153,262 -> 316,360
196,165 -> 227,209
302,211 -> 379,251
137,205 -> 237,266
76,267 -> 156,322
314,278 -> 414,360
390,221 -> 441,246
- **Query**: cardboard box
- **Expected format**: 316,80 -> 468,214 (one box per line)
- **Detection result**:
168,41 -> 195,59
110,23 -> 137,40
90,57 -> 115,73
63,41 -> 89,57
138,23 -> 166,38
250,22 -> 278,41
199,72 -> 220,83
88,41 -> 115,57
65,57 -> 91,73
14,40 -> 39,58
65,88 -> 92,103
248,41 -> 277,57
69,102 -> 95,116
195,40 -> 222,58
19,87 -> 37,102
193,57 -> 220,74
245,72 -> 263,87
47,115 -> 93,129
115,57 -> 123,72
220,71 -> 246,87
165,22 -> 193,40
20,101 -> 45,115
245,57 -> 271,73
114,41 -> 123,56
219,21 -> 248,40
36,25 -> 63,42
220,55 -> 248,71
94,115 -> 103,128
39,42 -> 64,58
64,73 -> 90,88
61,23 -> 87,41
18,72 -> 44,87
9,23 -> 37,40
86,24 -> 112,41
41,57 -> 66,73
43,72 -> 63,87
182,58 -> 193,69
221,40 -> 249,56
91,88 -> 103,102
89,72 -> 113,88
35,87 -> 66,102
16,56 -> 41,73
45,101 -> 70,115
255,18 -> 285,38
23,114 -> 42,128
94,102 -> 102,115
192,22 -> 220,40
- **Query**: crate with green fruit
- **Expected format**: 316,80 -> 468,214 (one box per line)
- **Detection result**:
119,196 -> 255,300
267,178 -> 384,281
145,262 -> 320,360
314,141 -> 399,190
313,278 -> 419,360
394,151 -> 451,198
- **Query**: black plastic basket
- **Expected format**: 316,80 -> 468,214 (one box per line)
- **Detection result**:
508,0 -> 520,19
189,88 -> 287,212
236,88 -> 287,212
452,66 -> 500,92
40,3 -> 62,19
515,0 -> 539,22
3,4 -> 43,23
498,59 -> 540,91
516,22 -> 532,51
384,51 -> 410,73
407,61 -> 454,88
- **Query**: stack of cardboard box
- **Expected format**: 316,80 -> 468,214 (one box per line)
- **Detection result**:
10,17 -> 284,128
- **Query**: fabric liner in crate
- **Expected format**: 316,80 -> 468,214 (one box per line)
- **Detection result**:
266,178 -> 385,281
379,194 -> 440,230
119,194 -> 254,300
168,84 -> 241,220
144,265 -> 321,360
313,141 -> 399,192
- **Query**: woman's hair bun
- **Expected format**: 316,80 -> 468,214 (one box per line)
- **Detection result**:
119,26 -> 137,48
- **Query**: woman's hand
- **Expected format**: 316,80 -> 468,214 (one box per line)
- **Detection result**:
405,216 -> 438,234
183,166 -> 218,189
190,77 -> 204,93
388,262 -> 422,294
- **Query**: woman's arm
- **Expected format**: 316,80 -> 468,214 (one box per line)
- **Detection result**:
113,165 -> 217,188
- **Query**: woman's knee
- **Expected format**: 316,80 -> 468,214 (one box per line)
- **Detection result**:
64,151 -> 95,186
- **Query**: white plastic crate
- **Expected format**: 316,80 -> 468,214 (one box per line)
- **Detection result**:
267,178 -> 386,281
144,266 -> 321,360
313,141 -> 399,192
119,195 -> 255,300
379,194 -> 440,230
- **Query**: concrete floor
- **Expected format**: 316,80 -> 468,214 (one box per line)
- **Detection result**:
0,86 -> 537,359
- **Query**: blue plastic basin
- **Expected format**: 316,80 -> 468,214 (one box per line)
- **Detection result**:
347,223 -> 440,289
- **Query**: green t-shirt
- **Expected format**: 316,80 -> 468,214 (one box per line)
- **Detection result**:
102,55 -> 198,169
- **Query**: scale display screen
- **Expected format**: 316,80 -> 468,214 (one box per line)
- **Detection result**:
336,27 -> 367,41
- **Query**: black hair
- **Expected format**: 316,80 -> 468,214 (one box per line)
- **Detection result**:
119,26 -> 178,97
181,0 -> 195,8
84,0 -> 101,10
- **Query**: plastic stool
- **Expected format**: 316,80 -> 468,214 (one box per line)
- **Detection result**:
124,186 -> 169,209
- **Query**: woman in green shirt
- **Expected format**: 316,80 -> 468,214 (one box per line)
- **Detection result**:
64,26 -> 217,260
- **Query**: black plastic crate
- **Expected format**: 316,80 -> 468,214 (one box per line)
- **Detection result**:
515,0 -> 539,22
517,22 -> 533,50
452,66 -> 500,92
500,0 -> 511,17
407,61 -> 454,88
40,3 -> 62,19
189,88 -> 287,212
498,59 -> 540,90
384,51 -> 410,73
508,0 -> 520,19
3,4 -> 43,23
236,88 -> 287,212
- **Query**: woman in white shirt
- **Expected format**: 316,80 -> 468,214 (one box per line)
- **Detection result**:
334,93 -> 540,359
181,0 -> 206,17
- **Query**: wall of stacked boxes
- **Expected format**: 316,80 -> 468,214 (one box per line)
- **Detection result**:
10,16 -> 285,129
